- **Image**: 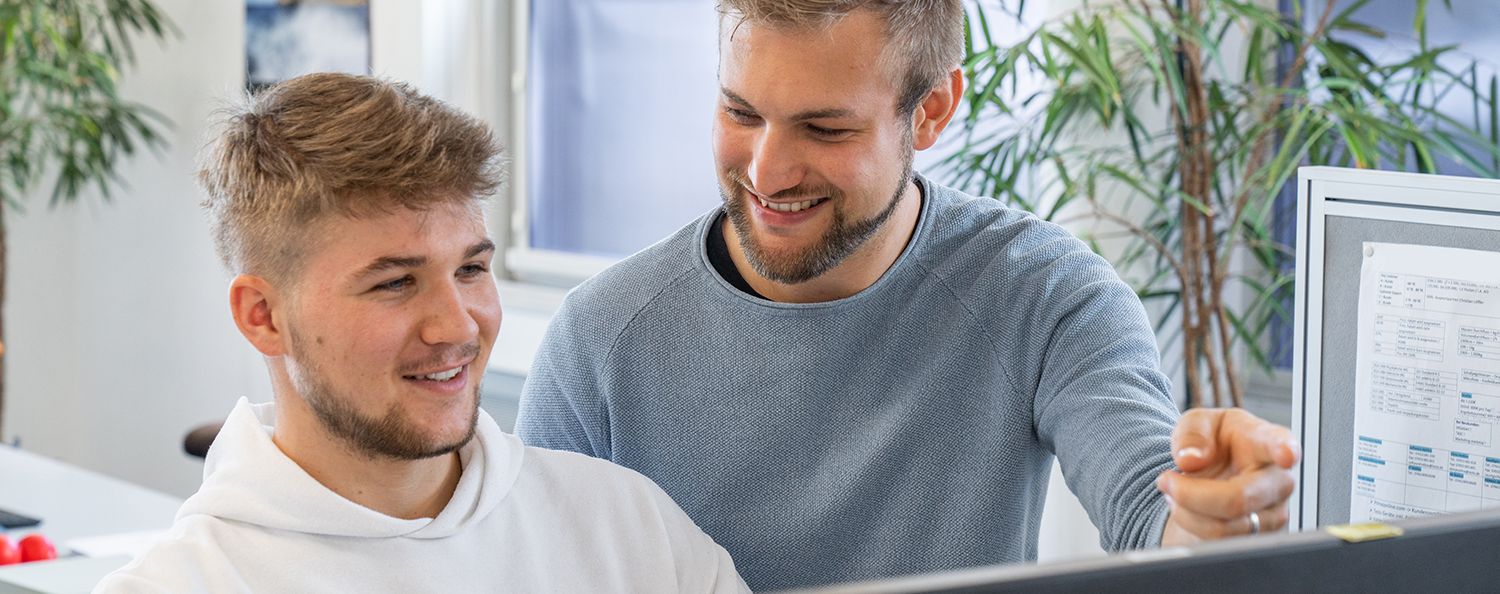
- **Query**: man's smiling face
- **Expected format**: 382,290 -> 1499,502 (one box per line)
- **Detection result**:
280,202 -> 501,460
712,9 -> 917,284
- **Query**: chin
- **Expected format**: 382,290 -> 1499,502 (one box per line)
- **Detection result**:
407,413 -> 480,459
422,392 -> 483,446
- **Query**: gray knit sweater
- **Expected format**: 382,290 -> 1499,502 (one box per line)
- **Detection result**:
516,177 -> 1178,591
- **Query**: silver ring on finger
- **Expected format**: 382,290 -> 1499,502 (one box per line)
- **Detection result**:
1248,510 -> 1260,535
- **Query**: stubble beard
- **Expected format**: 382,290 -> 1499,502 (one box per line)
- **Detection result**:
286,329 -> 481,461
719,142 -> 915,285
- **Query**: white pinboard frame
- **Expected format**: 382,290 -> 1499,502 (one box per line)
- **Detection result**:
1291,166 -> 1500,530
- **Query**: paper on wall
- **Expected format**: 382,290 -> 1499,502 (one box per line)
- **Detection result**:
1351,242 -> 1500,522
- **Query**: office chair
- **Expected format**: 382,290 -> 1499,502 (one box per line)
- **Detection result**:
183,422 -> 223,459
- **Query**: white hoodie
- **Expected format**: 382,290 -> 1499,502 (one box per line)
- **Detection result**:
94,398 -> 749,593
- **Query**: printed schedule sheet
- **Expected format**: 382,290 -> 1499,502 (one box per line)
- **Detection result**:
1351,242 -> 1500,522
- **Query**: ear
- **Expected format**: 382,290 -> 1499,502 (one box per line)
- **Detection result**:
229,274 -> 288,357
912,67 -> 965,151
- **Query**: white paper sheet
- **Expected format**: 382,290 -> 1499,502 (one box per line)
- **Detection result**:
1351,242 -> 1500,522
64,529 -> 167,560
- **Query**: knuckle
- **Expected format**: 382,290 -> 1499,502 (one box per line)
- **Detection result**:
1224,490 -> 1249,517
1182,511 -> 1241,541
1263,506 -> 1290,531
1179,409 -> 1213,428
1210,519 -> 1237,540
1227,502 -> 1248,519
1276,473 -> 1297,499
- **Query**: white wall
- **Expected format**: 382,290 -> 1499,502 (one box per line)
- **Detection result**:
5,0 -> 254,499
1,0 -> 463,499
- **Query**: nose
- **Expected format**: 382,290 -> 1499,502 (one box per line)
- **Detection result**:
419,278 -> 480,347
746,125 -> 804,198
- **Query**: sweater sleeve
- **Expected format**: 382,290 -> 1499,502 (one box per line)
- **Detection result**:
515,294 -> 613,459
1024,235 -> 1179,552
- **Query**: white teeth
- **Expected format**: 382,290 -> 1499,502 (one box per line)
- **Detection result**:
420,367 -> 462,381
759,198 -> 823,212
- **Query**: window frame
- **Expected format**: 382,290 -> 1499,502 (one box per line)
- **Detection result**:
501,0 -> 614,288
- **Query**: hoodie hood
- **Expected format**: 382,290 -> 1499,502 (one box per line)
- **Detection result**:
178,397 -> 523,540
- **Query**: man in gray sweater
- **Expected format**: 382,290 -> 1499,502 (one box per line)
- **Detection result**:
516,0 -> 1301,591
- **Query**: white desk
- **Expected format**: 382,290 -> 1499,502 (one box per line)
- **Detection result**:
0,445 -> 183,593
0,445 -> 181,546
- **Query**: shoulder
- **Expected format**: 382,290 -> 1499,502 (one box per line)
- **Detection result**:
916,179 -> 1125,302
517,445 -> 672,505
568,211 -> 713,313
93,515 -> 241,594
545,211 -> 716,347
512,446 -> 746,591
919,180 -> 1099,272
512,445 -> 716,540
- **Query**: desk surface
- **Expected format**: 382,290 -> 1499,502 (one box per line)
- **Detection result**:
0,445 -> 182,546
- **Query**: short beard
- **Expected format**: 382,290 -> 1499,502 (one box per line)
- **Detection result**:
287,330 -> 481,461
719,142 -> 915,285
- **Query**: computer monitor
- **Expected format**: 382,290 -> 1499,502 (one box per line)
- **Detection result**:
770,506 -> 1500,594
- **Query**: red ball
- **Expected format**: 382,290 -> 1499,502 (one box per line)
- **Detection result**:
0,535 -> 19,565
17,534 -> 55,563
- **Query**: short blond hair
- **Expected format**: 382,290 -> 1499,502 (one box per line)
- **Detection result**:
717,0 -> 965,116
198,73 -> 504,286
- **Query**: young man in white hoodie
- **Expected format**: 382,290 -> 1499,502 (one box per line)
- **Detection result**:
95,73 -> 749,594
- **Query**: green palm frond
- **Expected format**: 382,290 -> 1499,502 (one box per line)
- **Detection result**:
945,0 -> 1498,406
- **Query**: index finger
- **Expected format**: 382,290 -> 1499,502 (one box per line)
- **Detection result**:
1170,408 -> 1225,474
1221,409 -> 1301,471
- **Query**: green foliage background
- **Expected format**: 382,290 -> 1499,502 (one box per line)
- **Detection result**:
945,0 -> 1499,406
0,0 -> 174,426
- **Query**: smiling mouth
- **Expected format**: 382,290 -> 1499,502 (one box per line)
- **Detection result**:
405,365 -> 463,382
757,197 -> 828,213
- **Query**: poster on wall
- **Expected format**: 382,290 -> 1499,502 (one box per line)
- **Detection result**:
246,0 -> 370,91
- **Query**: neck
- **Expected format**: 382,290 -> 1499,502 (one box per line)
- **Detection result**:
268,375 -> 464,520
727,180 -> 922,303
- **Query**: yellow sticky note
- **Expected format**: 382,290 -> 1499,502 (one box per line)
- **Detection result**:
1324,522 -> 1405,543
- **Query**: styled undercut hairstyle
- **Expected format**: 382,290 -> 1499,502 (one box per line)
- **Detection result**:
198,73 -> 504,287
717,0 -> 966,117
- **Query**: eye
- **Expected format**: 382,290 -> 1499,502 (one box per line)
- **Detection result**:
372,275 -> 414,293
725,106 -> 760,125
457,262 -> 490,279
806,124 -> 852,140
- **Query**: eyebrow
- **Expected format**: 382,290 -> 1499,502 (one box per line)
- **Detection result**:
466,239 -> 497,259
354,239 -> 496,279
721,88 -> 854,122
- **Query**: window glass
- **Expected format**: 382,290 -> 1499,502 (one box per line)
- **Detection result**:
528,0 -> 723,258
1272,1 -> 1500,370
1323,0 -> 1500,176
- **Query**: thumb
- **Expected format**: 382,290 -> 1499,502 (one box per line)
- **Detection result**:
1170,408 -> 1224,474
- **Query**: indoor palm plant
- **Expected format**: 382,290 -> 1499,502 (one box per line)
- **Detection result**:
947,0 -> 1499,407
0,0 -> 173,426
